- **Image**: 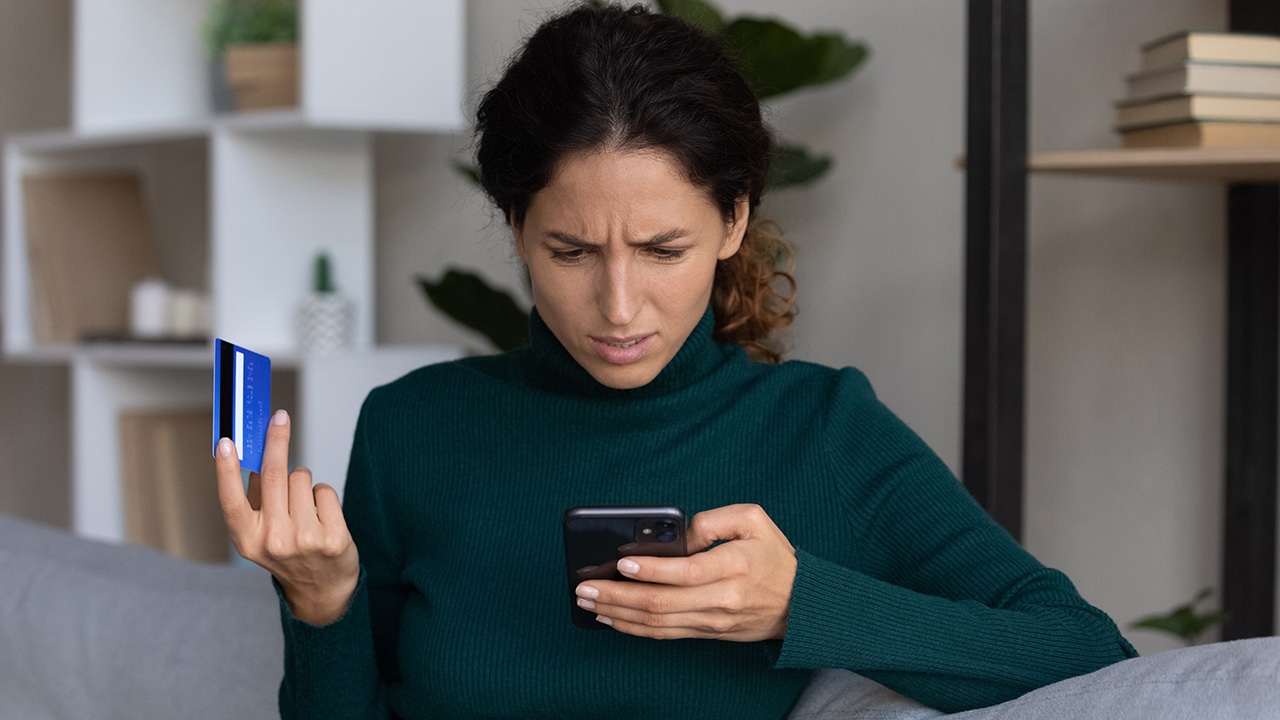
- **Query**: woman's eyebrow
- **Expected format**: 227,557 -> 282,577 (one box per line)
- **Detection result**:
544,229 -> 690,247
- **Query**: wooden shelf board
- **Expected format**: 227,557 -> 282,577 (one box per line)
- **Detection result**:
1030,147 -> 1280,182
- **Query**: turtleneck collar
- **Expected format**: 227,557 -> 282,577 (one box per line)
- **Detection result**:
519,305 -> 735,399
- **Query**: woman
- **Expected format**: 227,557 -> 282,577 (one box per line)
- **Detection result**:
215,4 -> 1136,718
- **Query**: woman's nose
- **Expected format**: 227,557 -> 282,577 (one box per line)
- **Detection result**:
598,256 -> 640,326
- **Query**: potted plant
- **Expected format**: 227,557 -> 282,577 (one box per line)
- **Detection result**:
204,0 -> 300,112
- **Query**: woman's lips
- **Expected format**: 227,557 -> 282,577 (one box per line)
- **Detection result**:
591,333 -> 655,365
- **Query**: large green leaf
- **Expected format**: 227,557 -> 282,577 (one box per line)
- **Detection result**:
808,32 -> 869,87
1130,588 -> 1229,645
418,269 -> 530,352
721,18 -> 866,100
769,144 -> 832,189
654,0 -> 724,34
721,18 -> 814,100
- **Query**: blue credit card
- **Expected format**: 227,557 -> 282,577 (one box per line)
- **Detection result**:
213,338 -> 272,473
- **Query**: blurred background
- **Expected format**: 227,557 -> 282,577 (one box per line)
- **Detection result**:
0,0 -> 1252,655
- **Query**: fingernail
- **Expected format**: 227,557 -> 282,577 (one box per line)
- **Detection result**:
577,598 -> 596,611
575,585 -> 599,600
272,409 -> 288,425
218,438 -> 233,457
596,615 -> 613,626
617,558 -> 640,575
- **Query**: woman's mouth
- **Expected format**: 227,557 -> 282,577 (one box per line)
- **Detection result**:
591,334 -> 654,364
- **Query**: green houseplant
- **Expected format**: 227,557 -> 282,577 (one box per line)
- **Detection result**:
420,0 -> 867,352
1130,588 -> 1229,646
204,0 -> 300,111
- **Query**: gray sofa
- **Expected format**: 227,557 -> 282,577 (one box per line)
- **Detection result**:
3,511 -> 1278,720
0,512 -> 281,719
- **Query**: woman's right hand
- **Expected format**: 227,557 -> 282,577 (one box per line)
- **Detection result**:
215,409 -> 360,626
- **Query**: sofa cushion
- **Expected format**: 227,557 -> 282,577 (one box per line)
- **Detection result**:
789,636 -> 1280,719
0,513 -> 281,720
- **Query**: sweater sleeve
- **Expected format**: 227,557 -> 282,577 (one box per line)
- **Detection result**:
774,369 -> 1138,713
277,391 -> 406,719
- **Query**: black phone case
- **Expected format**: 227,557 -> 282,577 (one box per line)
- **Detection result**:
562,506 -> 687,630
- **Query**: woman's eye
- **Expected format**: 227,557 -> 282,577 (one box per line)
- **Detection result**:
551,248 -> 587,262
648,247 -> 686,261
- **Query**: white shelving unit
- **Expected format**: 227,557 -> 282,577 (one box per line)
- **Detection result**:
2,0 -> 467,543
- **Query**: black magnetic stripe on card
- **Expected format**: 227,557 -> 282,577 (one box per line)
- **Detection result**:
219,340 -> 235,441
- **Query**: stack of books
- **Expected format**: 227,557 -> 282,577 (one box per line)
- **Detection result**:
1116,31 -> 1280,148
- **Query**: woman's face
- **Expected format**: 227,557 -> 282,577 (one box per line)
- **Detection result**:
513,148 -> 747,389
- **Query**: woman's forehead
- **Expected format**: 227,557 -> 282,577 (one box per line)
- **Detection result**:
531,148 -> 717,220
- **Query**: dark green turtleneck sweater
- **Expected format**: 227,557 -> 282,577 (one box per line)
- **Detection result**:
277,307 -> 1136,718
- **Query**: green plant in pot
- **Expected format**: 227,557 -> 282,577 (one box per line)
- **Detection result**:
420,0 -> 867,352
204,0 -> 300,112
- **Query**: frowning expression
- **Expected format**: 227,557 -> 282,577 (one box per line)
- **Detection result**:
513,149 -> 747,389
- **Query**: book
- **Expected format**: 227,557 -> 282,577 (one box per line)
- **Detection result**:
1115,93 -> 1280,130
23,174 -> 160,344
1120,120 -> 1280,148
1126,61 -> 1280,102
1142,31 -> 1280,70
120,408 -> 230,563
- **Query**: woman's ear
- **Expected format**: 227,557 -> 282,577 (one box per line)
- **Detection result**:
718,196 -> 750,260
510,212 -> 529,264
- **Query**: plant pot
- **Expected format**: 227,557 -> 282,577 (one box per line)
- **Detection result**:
223,42 -> 298,111
298,292 -> 354,354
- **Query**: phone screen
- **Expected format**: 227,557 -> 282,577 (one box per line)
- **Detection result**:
562,505 -> 687,629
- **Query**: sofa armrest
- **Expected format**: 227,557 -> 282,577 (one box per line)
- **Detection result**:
0,513 -> 281,720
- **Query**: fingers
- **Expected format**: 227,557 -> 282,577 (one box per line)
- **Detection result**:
575,579 -> 745,640
214,437 -> 250,524
288,466 -> 319,523
577,503 -> 797,642
686,503 -> 772,553
314,483 -> 346,529
258,409 -> 292,519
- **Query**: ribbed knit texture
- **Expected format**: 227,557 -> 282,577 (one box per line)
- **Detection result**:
276,306 -> 1137,718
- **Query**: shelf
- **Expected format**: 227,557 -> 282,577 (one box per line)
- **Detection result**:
7,108 -> 446,155
72,0 -> 465,135
1030,146 -> 1280,182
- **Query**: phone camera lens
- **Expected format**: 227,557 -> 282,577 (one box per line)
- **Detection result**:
657,532 -> 676,543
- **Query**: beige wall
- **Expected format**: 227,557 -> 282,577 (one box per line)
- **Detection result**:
0,0 -> 1252,654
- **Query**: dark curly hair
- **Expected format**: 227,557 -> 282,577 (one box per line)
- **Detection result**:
475,2 -> 795,362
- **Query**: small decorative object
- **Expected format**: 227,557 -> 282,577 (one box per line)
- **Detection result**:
130,278 -> 171,339
204,0 -> 299,112
298,252 -> 354,353
166,288 -> 211,340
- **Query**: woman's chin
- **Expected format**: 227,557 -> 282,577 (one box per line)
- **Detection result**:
582,359 -> 663,390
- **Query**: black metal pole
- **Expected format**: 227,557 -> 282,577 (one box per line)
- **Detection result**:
1222,0 -> 1279,642
963,0 -> 1028,540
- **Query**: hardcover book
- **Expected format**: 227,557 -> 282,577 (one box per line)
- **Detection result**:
1120,120 -> 1280,148
1115,93 -> 1280,130
1142,31 -> 1280,70
1126,61 -> 1280,102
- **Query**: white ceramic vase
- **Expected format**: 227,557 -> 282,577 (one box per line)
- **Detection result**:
298,292 -> 354,353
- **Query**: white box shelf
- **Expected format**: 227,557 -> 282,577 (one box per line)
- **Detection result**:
72,0 -> 465,134
2,0 -> 468,544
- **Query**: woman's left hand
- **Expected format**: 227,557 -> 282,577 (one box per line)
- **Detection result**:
575,503 -> 797,641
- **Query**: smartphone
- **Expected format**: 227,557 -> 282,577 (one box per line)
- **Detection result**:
562,505 -> 688,630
